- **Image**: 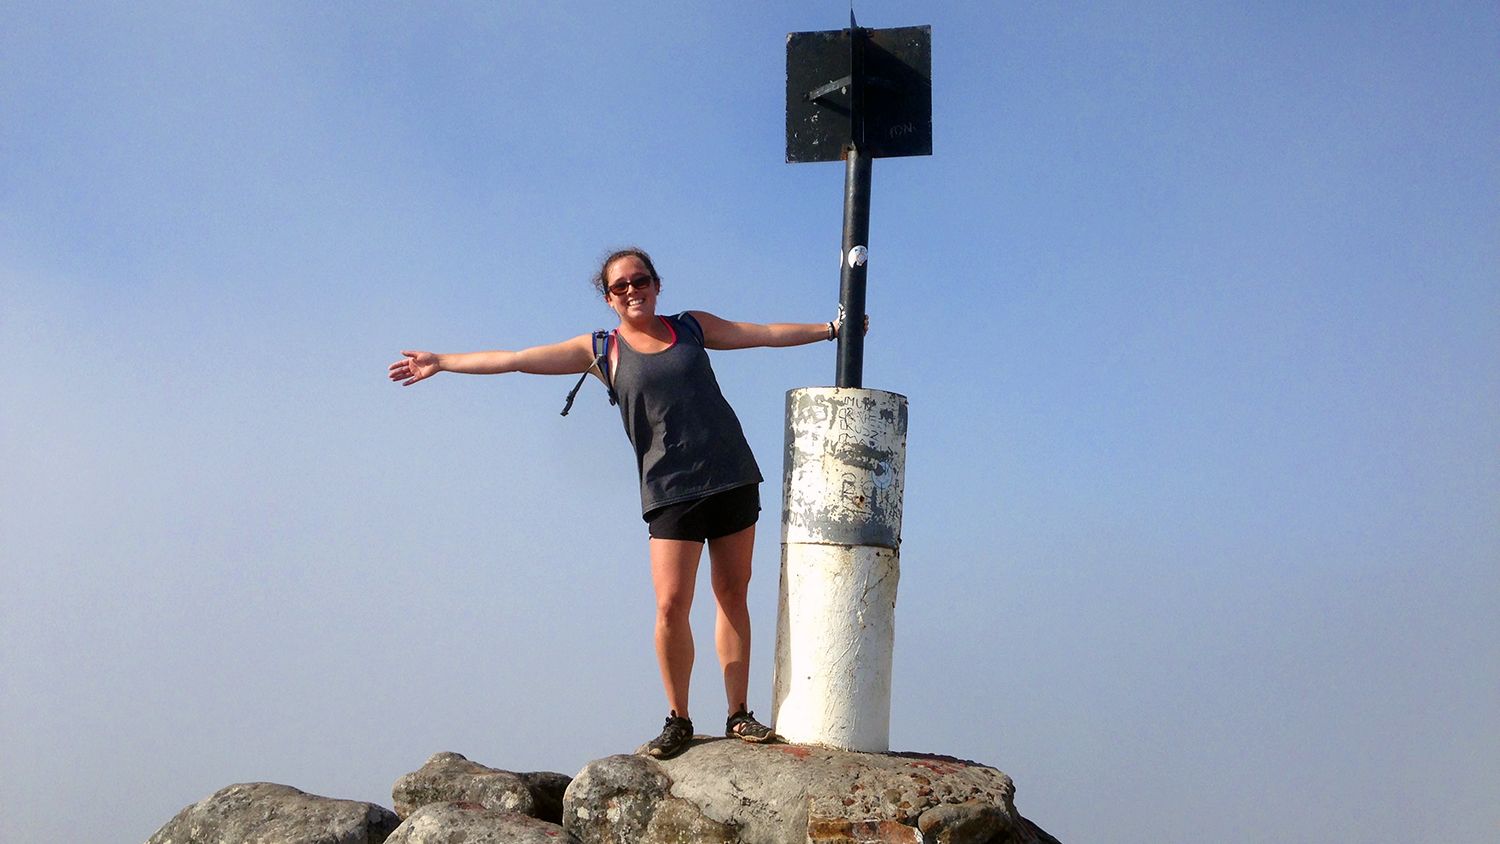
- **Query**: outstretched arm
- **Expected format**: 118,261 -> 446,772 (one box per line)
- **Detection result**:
388,334 -> 596,386
688,310 -> 865,351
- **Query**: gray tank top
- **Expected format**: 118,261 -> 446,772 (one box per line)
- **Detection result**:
612,312 -> 762,515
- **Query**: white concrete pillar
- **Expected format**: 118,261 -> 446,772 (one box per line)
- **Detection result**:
772,387 -> 907,751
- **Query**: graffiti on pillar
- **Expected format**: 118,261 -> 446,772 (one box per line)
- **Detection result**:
783,388 -> 908,548
838,471 -> 869,513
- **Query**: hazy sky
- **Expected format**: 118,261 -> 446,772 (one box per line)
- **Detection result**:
2,3 -> 1496,842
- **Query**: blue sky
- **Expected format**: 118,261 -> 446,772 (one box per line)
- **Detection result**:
2,2 -> 1496,841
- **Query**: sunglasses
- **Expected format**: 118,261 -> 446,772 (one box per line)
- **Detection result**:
608,274 -> 654,296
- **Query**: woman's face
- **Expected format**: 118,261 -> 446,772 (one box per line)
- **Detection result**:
604,255 -> 660,321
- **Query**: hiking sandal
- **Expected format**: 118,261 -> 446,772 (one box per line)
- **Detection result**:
645,712 -> 694,759
725,709 -> 779,743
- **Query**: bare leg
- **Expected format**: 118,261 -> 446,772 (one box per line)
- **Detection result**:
707,523 -> 755,715
650,537 -> 704,719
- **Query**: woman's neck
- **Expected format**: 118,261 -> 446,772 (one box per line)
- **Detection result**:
617,314 -> 673,350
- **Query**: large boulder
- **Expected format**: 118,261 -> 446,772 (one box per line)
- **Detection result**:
563,740 -> 1059,844
392,752 -> 571,823
384,802 -> 576,843
563,754 -> 737,843
145,782 -> 400,844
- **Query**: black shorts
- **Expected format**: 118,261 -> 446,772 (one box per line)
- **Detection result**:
645,484 -> 761,542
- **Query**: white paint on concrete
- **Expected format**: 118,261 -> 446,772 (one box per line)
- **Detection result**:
772,543 -> 900,751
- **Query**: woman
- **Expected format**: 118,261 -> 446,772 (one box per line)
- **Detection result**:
389,247 -> 853,759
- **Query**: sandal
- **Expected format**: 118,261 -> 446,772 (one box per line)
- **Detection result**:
644,712 -> 694,759
725,708 -> 779,743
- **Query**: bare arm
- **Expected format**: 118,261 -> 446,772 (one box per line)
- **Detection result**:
388,334 -> 596,386
687,310 -> 863,351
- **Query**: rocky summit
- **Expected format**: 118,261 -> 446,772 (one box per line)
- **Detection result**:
146,742 -> 1058,843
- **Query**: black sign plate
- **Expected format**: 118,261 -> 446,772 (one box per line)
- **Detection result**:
786,25 -> 931,163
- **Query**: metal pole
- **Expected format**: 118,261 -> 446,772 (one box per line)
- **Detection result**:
836,145 -> 872,388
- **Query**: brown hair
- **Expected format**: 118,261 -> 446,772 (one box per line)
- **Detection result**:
593,247 -> 661,297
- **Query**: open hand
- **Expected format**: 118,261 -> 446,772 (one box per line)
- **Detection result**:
389,350 -> 440,386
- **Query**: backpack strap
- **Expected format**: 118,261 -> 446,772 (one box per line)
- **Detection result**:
560,329 -> 617,417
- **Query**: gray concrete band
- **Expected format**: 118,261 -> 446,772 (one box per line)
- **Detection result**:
781,387 -> 908,549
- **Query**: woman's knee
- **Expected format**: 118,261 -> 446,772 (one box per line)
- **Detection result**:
650,538 -> 703,623
709,553 -> 752,601
655,587 -> 695,623
710,566 -> 751,605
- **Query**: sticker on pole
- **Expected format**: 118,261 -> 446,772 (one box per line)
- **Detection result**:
847,245 -> 868,268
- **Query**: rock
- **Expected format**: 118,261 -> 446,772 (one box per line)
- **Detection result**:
561,753 -> 737,843
563,740 -> 1059,844
145,781 -> 400,844
384,801 -> 576,843
917,800 -> 1009,843
392,752 -> 571,823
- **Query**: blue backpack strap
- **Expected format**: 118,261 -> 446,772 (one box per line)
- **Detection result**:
594,329 -> 618,405
592,330 -> 611,385
560,329 -> 617,416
